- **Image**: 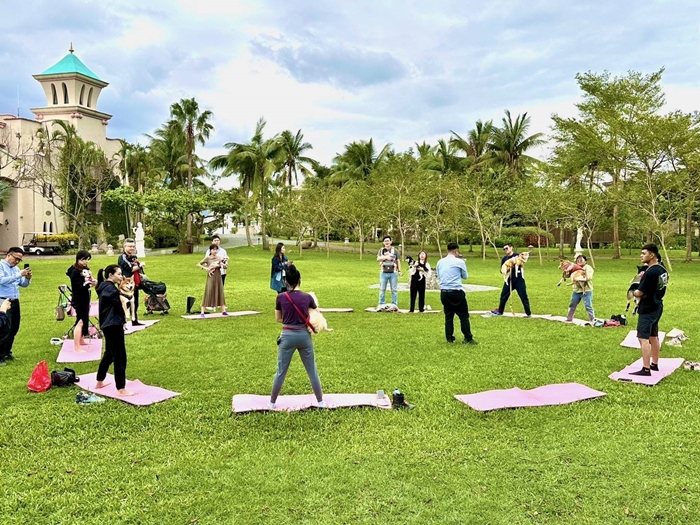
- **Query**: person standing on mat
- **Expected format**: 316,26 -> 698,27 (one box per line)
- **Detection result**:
118,238 -> 143,326
269,265 -> 325,409
206,235 -> 228,286
66,250 -> 97,351
377,235 -> 402,308
0,247 -> 32,366
436,242 -> 477,345
631,243 -> 669,376
491,244 -> 532,317
270,242 -> 292,294
197,244 -> 228,317
408,250 -> 431,313
95,264 -> 134,396
565,254 -> 595,323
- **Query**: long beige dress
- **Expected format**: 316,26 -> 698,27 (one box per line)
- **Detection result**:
198,255 -> 226,308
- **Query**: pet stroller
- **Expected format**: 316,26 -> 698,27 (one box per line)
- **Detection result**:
55,284 -> 102,339
141,279 -> 170,315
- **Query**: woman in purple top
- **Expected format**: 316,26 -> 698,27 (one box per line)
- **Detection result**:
269,265 -> 325,409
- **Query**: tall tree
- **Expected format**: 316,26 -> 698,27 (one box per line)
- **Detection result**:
279,129 -> 314,188
333,139 -> 391,184
169,98 -> 214,247
489,110 -> 544,177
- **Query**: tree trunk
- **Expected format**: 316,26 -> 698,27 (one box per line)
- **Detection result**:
358,225 -> 364,261
244,213 -> 253,247
186,152 -> 193,245
558,225 -> 564,259
613,205 -> 620,259
659,234 -> 673,271
261,178 -> 269,251
685,208 -> 693,262
326,228 -> 330,259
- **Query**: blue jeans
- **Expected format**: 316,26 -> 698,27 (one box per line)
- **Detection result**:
379,272 -> 398,305
569,291 -> 594,321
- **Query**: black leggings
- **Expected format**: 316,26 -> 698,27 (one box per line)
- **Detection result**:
73,300 -> 90,337
409,276 -> 426,312
97,325 -> 127,390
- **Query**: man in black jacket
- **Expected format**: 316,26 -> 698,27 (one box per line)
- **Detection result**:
117,238 -> 143,326
491,244 -> 532,317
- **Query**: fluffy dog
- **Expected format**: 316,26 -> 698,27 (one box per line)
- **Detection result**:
307,291 -> 333,333
626,265 -> 647,314
119,277 -> 136,322
81,269 -> 97,287
501,252 -> 530,283
557,260 -> 588,290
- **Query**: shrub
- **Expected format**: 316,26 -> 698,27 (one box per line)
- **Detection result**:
500,227 -> 554,248
149,223 -> 179,249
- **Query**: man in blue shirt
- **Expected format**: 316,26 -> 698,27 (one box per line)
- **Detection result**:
436,242 -> 477,345
0,247 -> 32,365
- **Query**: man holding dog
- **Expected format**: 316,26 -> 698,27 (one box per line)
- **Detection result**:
376,235 -> 401,308
631,243 -> 668,376
0,247 -> 32,365
491,244 -> 532,317
436,242 -> 477,345
118,238 -> 143,326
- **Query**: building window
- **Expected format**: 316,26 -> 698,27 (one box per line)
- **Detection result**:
87,88 -> 93,108
51,84 -> 58,105
49,222 -> 54,233
79,85 -> 85,105
43,222 -> 47,233
62,83 -> 69,104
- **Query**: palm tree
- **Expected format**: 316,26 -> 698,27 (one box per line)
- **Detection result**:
279,129 -> 314,188
332,139 -> 391,184
210,118 -> 282,250
489,110 -> 544,178
450,119 -> 494,162
169,98 -> 214,246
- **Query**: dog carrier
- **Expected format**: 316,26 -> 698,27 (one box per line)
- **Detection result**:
141,280 -> 170,315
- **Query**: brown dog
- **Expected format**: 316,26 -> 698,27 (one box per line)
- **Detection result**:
501,252 -> 529,283
119,277 -> 136,322
557,260 -> 588,291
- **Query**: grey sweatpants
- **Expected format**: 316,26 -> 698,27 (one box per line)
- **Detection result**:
271,326 -> 323,403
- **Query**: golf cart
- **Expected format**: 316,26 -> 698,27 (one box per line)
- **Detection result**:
22,232 -> 62,255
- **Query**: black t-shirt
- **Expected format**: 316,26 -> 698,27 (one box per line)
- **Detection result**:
637,263 -> 668,314
66,265 -> 91,307
501,253 -> 525,282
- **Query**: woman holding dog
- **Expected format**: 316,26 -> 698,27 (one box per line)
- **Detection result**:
565,254 -> 595,323
66,250 -> 95,351
94,264 -> 134,396
408,251 -> 431,313
269,264 -> 325,409
197,244 -> 228,317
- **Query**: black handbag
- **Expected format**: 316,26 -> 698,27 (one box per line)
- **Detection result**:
51,368 -> 79,386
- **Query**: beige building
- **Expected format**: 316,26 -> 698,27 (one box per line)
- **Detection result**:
0,47 -> 121,250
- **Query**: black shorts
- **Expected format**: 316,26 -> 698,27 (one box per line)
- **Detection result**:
636,307 -> 663,339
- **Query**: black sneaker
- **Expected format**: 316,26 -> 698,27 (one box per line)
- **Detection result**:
630,368 -> 651,376
0,359 -> 6,366
5,354 -> 15,361
462,339 -> 478,346
650,363 -> 659,371
446,336 -> 456,344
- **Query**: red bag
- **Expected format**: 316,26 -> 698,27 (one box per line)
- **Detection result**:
28,360 -> 52,392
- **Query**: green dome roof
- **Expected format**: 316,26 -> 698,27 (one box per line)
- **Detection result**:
40,52 -> 101,81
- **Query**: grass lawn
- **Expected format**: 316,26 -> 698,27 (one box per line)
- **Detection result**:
1,247 -> 698,524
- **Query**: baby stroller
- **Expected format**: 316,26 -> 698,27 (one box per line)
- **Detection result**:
55,284 -> 102,339
141,280 -> 170,315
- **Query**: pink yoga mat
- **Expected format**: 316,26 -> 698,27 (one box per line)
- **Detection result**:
56,338 -> 103,363
455,383 -> 606,412
232,393 -> 393,413
124,319 -> 160,335
620,330 -> 667,348
609,357 -> 684,385
364,307 -> 441,314
70,301 -> 99,318
317,308 -> 354,313
181,311 -> 261,320
77,372 -> 180,406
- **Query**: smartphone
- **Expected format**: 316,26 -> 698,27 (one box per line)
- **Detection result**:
24,263 -> 30,269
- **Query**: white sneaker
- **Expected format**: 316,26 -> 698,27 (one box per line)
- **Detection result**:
267,401 -> 276,409
317,400 -> 327,408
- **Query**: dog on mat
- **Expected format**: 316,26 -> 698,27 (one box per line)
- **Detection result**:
119,277 -> 136,323
501,251 -> 530,283
307,292 -> 333,332
557,259 -> 588,291
626,264 -> 647,315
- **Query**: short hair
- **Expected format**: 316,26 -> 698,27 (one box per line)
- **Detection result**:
76,250 -> 91,262
211,235 -> 220,241
576,254 -> 587,262
124,238 -> 135,244
447,242 -> 459,251
503,244 -> 513,249
641,243 -> 659,258
208,243 -> 218,251
285,264 -> 301,287
383,235 -> 392,242
7,247 -> 24,255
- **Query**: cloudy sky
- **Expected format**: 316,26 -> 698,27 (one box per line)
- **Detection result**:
2,0 -> 700,170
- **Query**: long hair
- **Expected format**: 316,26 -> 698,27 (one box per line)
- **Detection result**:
418,250 -> 428,265
74,250 -> 91,270
274,242 -> 285,259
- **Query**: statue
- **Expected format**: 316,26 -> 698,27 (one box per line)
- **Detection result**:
575,227 -> 584,257
133,222 -> 146,258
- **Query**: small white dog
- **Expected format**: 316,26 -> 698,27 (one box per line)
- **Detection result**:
307,292 -> 333,332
